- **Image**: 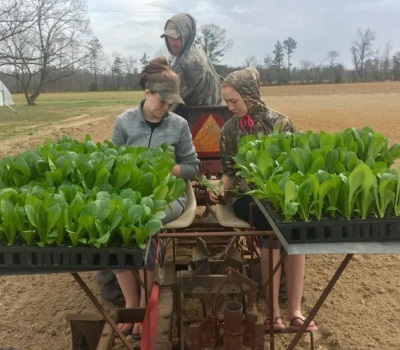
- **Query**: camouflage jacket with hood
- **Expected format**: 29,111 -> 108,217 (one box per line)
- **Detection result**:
220,67 -> 295,191
163,13 -> 221,106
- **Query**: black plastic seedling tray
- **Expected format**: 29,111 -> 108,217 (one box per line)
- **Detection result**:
0,246 -> 145,274
260,199 -> 400,244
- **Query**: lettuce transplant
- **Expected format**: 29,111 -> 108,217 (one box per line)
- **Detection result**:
0,135 -> 185,248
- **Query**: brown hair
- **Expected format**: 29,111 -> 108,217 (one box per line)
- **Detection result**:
139,56 -> 180,90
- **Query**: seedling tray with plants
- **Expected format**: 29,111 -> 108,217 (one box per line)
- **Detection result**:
237,127 -> 400,244
0,135 -> 185,271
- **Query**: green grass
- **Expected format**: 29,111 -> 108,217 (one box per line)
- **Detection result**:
0,91 -> 143,140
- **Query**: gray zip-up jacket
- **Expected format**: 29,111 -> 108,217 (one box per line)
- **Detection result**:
112,102 -> 199,180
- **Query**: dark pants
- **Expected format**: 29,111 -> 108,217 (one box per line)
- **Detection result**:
233,195 -> 280,249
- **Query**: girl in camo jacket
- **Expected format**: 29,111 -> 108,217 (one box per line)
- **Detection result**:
209,66 -> 318,332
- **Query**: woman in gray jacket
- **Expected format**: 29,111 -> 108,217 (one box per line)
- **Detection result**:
112,56 -> 199,338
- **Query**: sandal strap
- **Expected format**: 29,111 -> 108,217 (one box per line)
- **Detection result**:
290,317 -> 304,325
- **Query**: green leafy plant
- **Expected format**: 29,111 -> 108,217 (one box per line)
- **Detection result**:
236,128 -> 400,222
0,135 -> 185,248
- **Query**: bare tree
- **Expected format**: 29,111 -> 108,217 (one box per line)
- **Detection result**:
273,41 -> 284,84
299,60 -> 312,82
87,37 -> 104,91
283,37 -> 297,83
0,0 -> 93,105
140,52 -> 149,68
326,50 -> 340,83
264,54 -> 273,69
311,59 -> 327,83
261,54 -> 274,84
350,28 -> 376,81
243,56 -> 256,67
0,0 -> 35,43
299,60 -> 312,70
392,51 -> 400,80
111,52 -> 123,91
122,55 -> 138,90
194,24 -> 233,64
99,56 -> 112,90
380,41 -> 392,81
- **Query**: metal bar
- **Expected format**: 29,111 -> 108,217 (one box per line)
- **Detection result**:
286,254 -> 354,350
252,196 -> 400,255
157,287 -> 174,345
282,241 -> 400,255
167,238 -> 235,247
159,230 -> 264,238
70,272 -> 133,350
179,272 -> 185,350
248,202 -> 257,280
96,310 -> 117,350
310,331 -> 314,350
268,235 -> 275,350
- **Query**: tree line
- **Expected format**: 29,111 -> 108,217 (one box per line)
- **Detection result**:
1,0 -> 400,105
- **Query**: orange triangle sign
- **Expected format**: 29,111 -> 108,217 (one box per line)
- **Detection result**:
192,114 -> 222,153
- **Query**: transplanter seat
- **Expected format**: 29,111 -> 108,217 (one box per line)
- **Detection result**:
162,180 -> 197,229
214,197 -> 251,229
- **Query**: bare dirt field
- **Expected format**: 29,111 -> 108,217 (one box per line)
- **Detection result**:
1,82 -> 400,350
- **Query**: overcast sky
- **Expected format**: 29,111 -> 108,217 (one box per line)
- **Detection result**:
87,0 -> 400,69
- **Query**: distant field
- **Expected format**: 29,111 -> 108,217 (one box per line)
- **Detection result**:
0,91 -> 143,140
1,82 -> 400,143
261,81 -> 400,145
261,81 -> 400,96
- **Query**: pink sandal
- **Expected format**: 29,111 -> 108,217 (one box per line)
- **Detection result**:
264,317 -> 285,331
289,317 -> 318,331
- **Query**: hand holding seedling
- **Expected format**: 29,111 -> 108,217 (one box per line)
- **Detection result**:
198,177 -> 227,205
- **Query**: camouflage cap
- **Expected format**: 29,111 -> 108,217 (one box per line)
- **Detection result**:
146,81 -> 185,105
161,21 -> 181,39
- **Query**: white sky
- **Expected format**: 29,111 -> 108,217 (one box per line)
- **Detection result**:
87,0 -> 400,69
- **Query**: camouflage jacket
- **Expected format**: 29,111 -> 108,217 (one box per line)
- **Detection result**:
219,67 -> 295,191
220,109 -> 295,178
163,13 -> 221,106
